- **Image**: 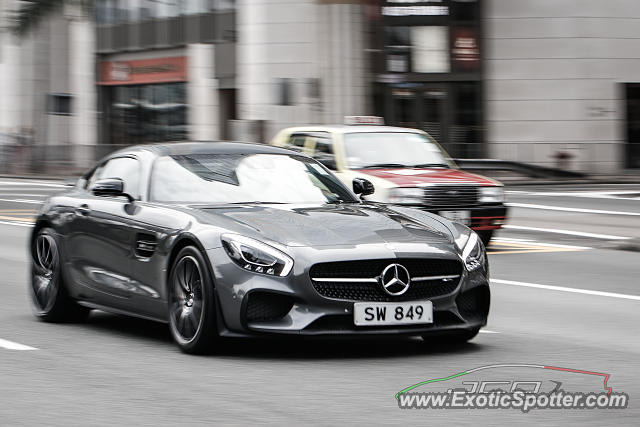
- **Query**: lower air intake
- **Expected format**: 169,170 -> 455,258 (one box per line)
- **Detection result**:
245,292 -> 294,323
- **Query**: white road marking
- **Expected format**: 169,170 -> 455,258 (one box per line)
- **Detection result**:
492,237 -> 535,243
0,194 -> 47,197
0,220 -> 33,227
506,190 -> 640,201
0,198 -> 42,204
0,180 -> 64,188
507,203 -> 640,216
492,237 -> 591,250
479,330 -> 500,334
503,225 -> 631,241
492,279 -> 640,302
0,338 -> 37,351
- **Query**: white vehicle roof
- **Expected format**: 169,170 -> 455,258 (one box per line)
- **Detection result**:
280,125 -> 427,135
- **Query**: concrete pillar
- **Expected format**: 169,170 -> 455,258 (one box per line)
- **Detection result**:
187,43 -> 220,141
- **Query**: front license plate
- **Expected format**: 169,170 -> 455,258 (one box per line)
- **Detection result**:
438,210 -> 471,225
354,301 -> 433,326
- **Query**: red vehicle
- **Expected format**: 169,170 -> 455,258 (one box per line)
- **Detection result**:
272,122 -> 507,245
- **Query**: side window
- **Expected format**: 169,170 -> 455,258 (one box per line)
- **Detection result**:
309,133 -> 336,170
89,157 -> 141,199
313,135 -> 334,155
285,133 -> 308,151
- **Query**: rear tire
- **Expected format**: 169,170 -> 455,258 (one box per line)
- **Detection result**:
477,230 -> 494,247
421,328 -> 480,346
168,246 -> 218,354
29,227 -> 90,322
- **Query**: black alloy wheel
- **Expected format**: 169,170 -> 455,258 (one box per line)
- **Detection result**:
168,246 -> 218,354
30,228 -> 89,322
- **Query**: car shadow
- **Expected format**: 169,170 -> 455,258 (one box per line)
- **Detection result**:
84,311 -> 487,360
85,310 -> 172,344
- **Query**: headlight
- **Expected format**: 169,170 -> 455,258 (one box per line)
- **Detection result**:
462,232 -> 486,272
221,234 -> 293,276
479,186 -> 504,204
388,187 -> 424,205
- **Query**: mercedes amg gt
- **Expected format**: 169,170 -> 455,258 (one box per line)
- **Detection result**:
29,142 -> 490,353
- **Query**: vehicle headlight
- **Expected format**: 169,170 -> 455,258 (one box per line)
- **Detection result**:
388,187 -> 424,205
221,234 -> 293,276
461,232 -> 486,272
479,186 -> 504,204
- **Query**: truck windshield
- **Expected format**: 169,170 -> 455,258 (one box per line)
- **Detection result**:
343,132 -> 454,169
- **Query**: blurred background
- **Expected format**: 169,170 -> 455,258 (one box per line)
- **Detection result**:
0,0 -> 639,176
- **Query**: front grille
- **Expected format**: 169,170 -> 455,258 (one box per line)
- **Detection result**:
423,185 -> 479,208
310,259 -> 462,302
245,292 -> 294,323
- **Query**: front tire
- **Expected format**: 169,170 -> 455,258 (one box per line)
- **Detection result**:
29,228 -> 90,322
421,328 -> 480,346
168,246 -> 218,354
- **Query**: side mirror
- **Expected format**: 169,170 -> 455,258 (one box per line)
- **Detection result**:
92,178 -> 134,202
353,178 -> 375,196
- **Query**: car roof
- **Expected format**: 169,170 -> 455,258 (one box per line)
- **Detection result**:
279,125 -> 427,134
109,141 -> 301,158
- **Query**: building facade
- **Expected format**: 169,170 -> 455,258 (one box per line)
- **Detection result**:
1,0 -> 639,173
484,0 -> 640,172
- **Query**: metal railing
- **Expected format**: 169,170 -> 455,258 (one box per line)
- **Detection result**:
445,142 -> 639,174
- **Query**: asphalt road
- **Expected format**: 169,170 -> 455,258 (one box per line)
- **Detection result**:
0,179 -> 639,425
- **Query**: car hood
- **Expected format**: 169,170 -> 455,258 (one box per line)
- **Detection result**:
352,168 -> 497,187
192,203 -> 453,247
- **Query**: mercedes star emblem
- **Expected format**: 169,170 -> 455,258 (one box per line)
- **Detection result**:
379,263 -> 411,296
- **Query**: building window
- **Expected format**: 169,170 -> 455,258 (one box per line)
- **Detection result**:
277,78 -> 294,106
184,0 -> 208,15
385,25 -> 450,74
107,82 -> 187,145
209,0 -> 235,11
411,26 -> 450,73
451,0 -> 480,22
47,94 -> 72,115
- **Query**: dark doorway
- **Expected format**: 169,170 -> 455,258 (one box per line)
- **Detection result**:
625,84 -> 640,168
421,86 -> 447,146
386,82 -> 483,158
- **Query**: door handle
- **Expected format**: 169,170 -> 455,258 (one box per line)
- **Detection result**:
76,204 -> 91,216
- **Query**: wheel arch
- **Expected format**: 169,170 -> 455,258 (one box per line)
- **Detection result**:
165,234 -> 216,292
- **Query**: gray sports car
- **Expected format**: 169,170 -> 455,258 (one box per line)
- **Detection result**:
29,142 -> 490,353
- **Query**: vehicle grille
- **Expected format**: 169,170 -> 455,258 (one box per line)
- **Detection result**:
423,185 -> 479,208
310,259 -> 462,302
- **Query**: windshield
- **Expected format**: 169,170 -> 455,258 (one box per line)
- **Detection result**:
343,132 -> 454,169
150,153 -> 358,204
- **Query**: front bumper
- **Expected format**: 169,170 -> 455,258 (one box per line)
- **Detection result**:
207,244 -> 490,337
420,204 -> 508,231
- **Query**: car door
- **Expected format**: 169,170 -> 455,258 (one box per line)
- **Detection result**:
64,156 -> 142,309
